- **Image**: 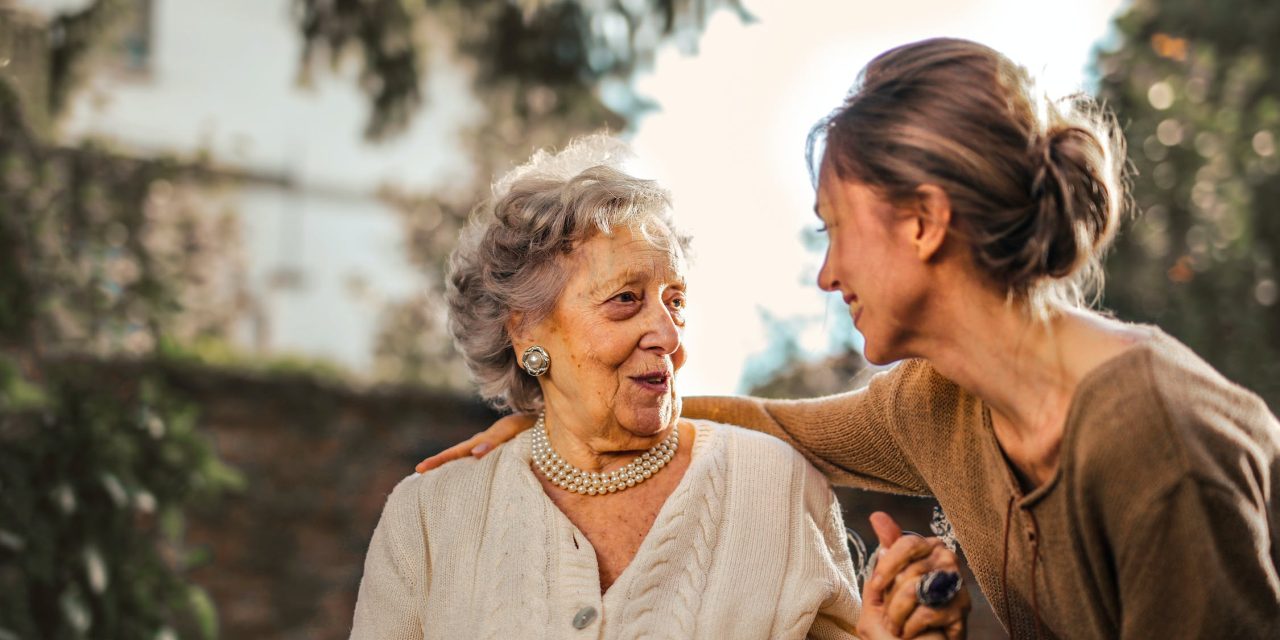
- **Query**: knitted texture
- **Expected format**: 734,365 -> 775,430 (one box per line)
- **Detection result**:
684,326 -> 1280,639
349,420 -> 860,639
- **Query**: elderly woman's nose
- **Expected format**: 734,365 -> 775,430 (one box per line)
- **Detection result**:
638,302 -> 682,354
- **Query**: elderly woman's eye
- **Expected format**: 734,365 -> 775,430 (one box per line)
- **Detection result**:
613,291 -> 640,303
669,296 -> 686,309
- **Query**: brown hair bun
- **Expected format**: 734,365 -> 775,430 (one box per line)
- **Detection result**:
810,38 -> 1127,312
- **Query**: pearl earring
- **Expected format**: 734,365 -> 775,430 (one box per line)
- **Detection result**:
521,345 -> 550,376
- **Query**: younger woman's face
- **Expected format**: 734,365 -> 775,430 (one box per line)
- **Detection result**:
814,162 -> 932,365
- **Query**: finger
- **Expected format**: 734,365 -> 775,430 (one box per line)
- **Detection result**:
925,543 -> 961,571
883,545 -> 958,608
870,511 -> 903,548
861,552 -> 887,608
863,511 -> 908,604
415,438 -> 481,473
883,561 -> 937,635
469,413 -> 537,460
899,604 -> 951,639
868,535 -> 943,595
854,611 -> 897,640
415,413 -> 538,473
945,613 -> 968,640
902,588 -> 970,639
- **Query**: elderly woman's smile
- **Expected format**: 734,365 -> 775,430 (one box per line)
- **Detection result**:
515,226 -> 688,462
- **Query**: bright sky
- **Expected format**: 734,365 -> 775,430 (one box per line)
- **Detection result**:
630,0 -> 1126,395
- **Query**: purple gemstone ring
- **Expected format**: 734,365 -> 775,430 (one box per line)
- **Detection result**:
916,570 -> 963,608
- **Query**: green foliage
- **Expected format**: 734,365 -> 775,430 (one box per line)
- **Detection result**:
0,357 -> 241,639
1097,0 -> 1280,408
0,77 -> 171,354
0,73 -> 241,638
0,76 -> 249,359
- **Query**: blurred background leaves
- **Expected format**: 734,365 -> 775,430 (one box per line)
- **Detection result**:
1096,0 -> 1280,406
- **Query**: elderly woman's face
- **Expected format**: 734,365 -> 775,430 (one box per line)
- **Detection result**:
527,225 -> 687,444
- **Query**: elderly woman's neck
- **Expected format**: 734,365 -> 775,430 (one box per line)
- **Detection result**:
540,408 -> 675,473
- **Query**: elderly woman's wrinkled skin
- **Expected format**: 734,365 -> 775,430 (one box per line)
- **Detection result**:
515,225 -> 697,591
512,227 -> 688,454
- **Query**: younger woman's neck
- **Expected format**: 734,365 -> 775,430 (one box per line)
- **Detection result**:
915,291 -> 1113,483
916,287 -> 1147,485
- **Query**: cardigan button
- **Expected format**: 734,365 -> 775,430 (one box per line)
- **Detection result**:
572,606 -> 598,629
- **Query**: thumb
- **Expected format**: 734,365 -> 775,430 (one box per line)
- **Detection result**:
869,511 -> 903,549
862,511 -> 904,609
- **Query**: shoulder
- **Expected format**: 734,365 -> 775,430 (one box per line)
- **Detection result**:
1069,329 -> 1279,498
884,358 -> 975,418
688,419 -> 837,511
1139,331 -> 1276,434
381,439 -> 516,525
690,418 -> 811,466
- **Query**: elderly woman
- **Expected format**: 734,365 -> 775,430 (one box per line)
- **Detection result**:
349,136 -> 881,639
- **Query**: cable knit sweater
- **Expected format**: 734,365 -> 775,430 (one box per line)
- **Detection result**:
349,420 -> 860,639
684,327 -> 1280,639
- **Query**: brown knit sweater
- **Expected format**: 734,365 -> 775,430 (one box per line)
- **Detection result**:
684,328 -> 1280,639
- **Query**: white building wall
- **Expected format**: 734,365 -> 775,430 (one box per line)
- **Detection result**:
19,0 -> 482,373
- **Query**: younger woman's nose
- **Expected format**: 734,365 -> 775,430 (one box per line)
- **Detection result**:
817,255 -> 840,292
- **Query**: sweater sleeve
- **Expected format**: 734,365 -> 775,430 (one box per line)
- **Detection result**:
682,361 -> 929,495
1113,477 -> 1279,639
350,475 -> 427,640
808,491 -> 863,639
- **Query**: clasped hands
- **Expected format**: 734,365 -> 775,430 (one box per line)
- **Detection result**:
857,512 -> 970,640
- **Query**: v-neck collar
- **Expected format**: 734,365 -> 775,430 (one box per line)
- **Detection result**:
980,325 -> 1162,508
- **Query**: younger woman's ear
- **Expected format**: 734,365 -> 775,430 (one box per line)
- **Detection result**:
912,184 -> 952,261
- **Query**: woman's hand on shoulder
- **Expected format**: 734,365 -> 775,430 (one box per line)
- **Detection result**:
856,512 -> 969,640
414,413 -> 537,473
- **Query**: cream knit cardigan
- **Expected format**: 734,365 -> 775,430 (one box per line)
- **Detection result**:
350,419 -> 860,639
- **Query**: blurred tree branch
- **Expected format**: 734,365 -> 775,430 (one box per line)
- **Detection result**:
294,0 -> 753,139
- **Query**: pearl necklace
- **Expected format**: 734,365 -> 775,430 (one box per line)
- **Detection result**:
530,412 -> 678,495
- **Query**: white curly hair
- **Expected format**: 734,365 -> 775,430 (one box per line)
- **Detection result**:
445,134 -> 692,412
